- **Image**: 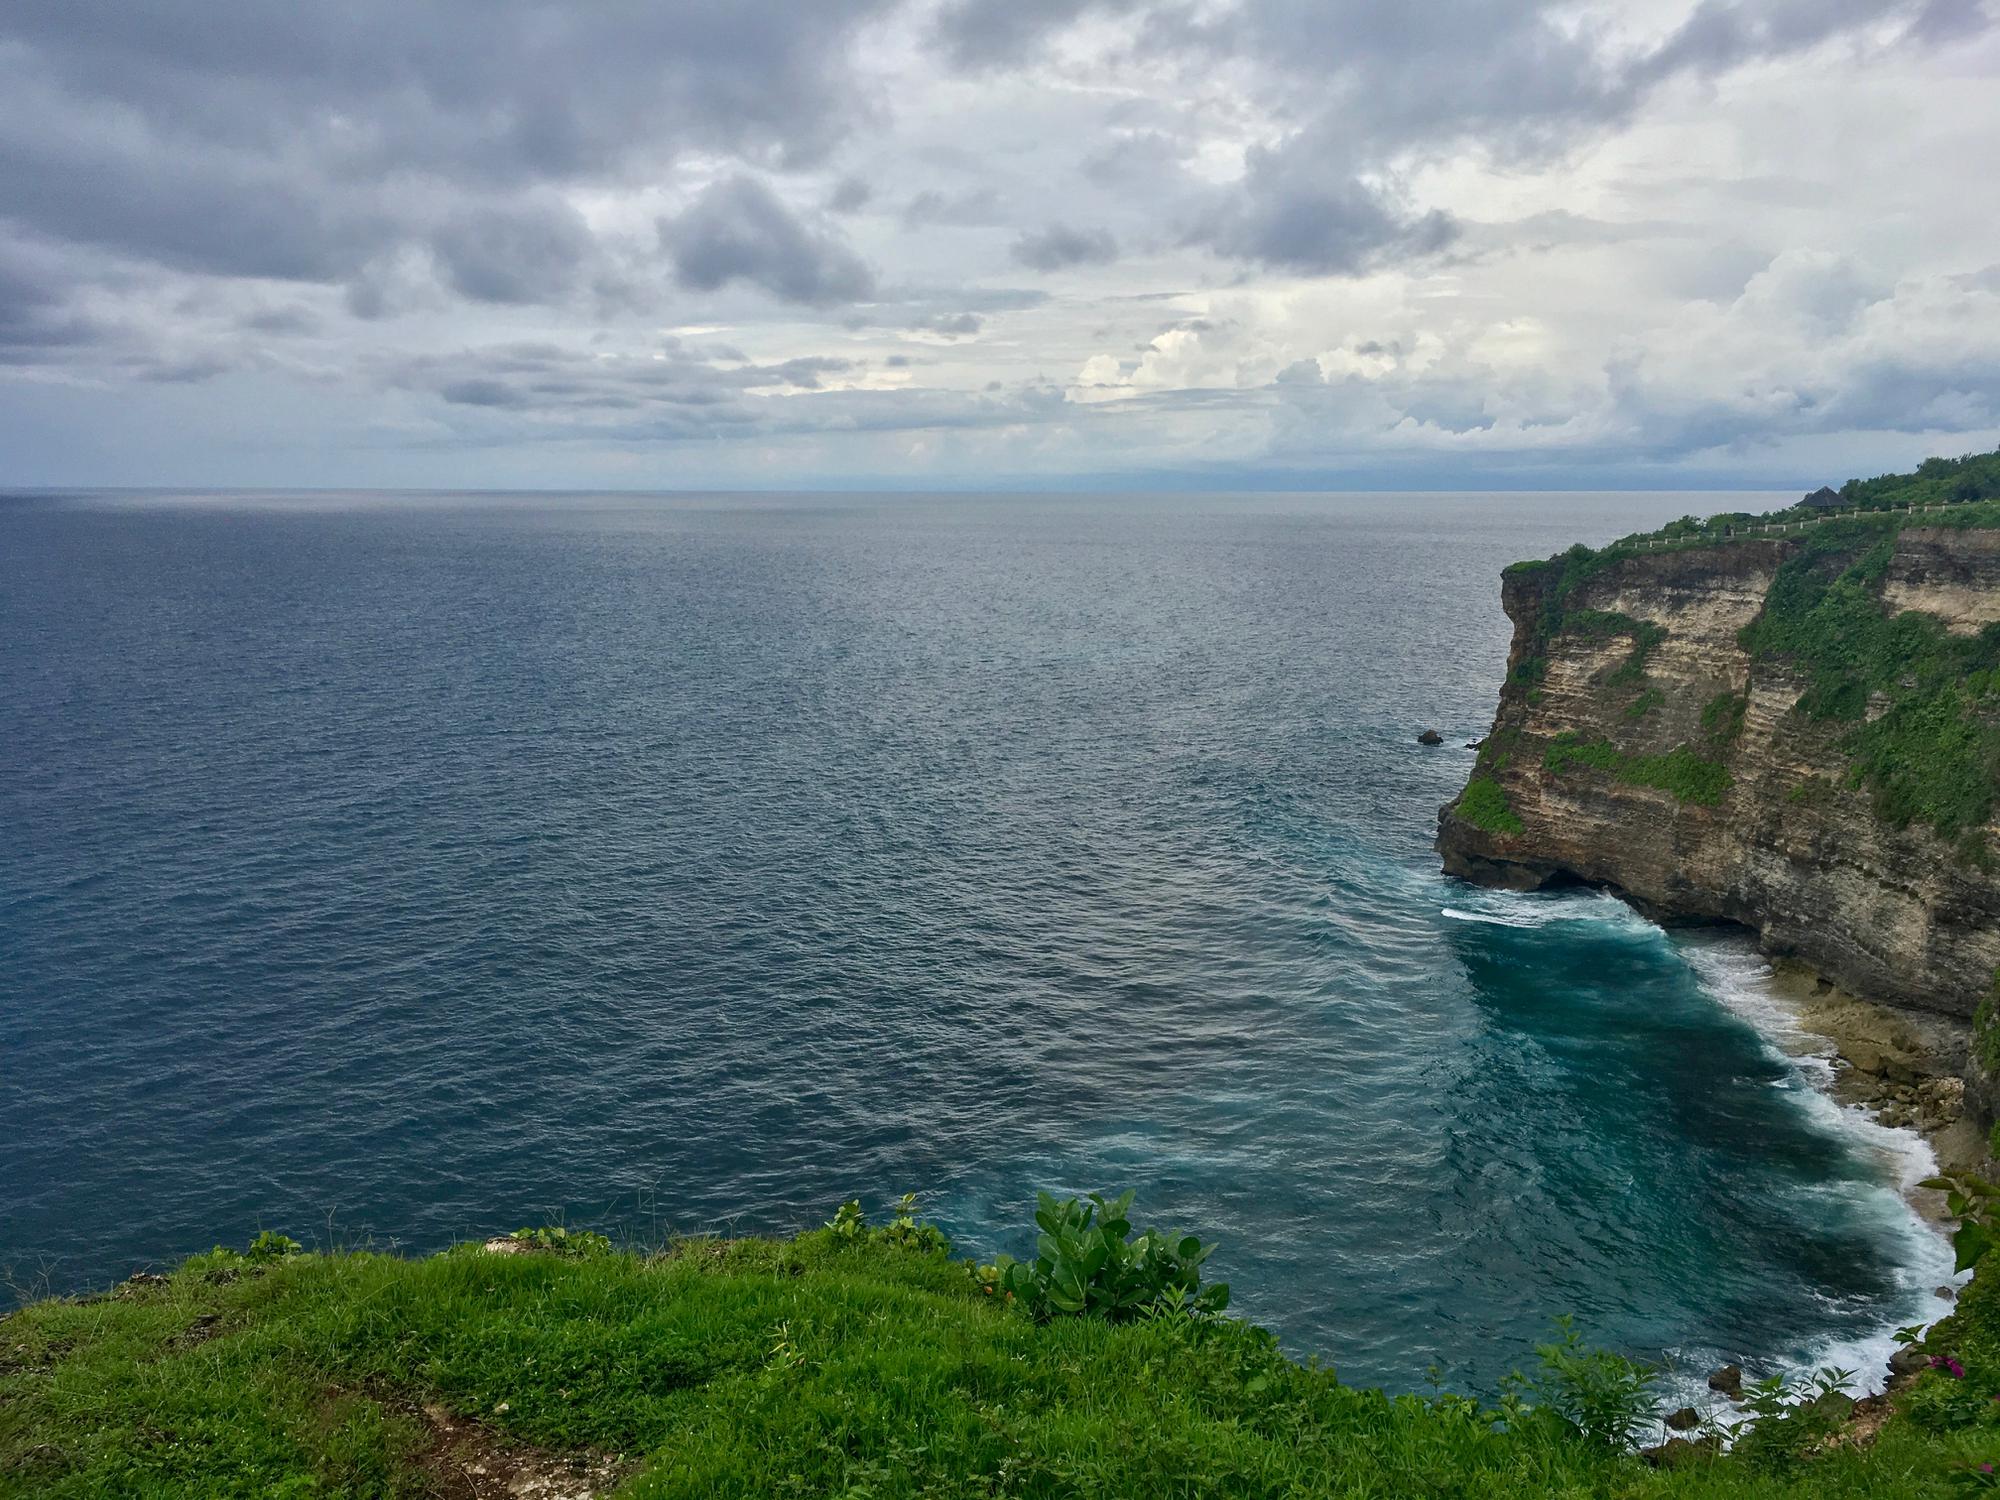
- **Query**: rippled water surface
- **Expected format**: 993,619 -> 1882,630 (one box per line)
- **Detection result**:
0,489 -> 1950,1391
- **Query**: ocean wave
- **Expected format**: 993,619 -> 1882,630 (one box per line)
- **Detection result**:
1439,886 -> 1656,932
1671,931 -> 1957,1401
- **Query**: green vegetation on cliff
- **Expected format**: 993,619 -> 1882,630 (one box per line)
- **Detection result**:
1499,446 -> 2000,567
1542,731 -> 1733,806
1737,521 -> 2000,845
1488,450 -> 2000,848
1454,775 -> 1525,836
5,1195 -> 1999,1498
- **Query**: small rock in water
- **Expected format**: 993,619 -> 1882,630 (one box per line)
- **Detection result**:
1417,728 -> 1444,745
1465,738 -> 1485,750
1664,1406 -> 1701,1431
1707,1364 -> 1743,1398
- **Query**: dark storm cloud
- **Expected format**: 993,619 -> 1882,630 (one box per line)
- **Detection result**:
0,243 -> 101,362
0,0 -> 895,298
661,176 -> 877,305
1011,224 -> 1120,271
1188,160 -> 1458,274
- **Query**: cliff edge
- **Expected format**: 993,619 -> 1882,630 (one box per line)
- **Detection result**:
1438,483 -> 2000,1063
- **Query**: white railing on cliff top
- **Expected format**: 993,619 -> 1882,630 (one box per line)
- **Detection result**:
1630,497 -> 1983,550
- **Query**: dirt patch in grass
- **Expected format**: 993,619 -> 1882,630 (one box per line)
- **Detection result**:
408,1400 -> 629,1500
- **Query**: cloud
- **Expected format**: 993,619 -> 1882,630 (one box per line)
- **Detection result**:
932,0 -> 1141,67
912,312 -> 984,337
902,188 -> 1007,228
1,0 -> 1997,487
1011,223 -> 1119,271
431,202 -> 595,305
1186,153 -> 1457,274
661,176 -> 876,304
0,0 -> 897,298
961,0 -> 1989,278
826,176 -> 874,213
0,241 -> 102,363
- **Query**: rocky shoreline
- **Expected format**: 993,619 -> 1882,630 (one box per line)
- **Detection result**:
1767,961 -> 1991,1185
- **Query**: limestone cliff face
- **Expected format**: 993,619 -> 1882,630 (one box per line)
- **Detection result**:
1437,527 -> 2000,1024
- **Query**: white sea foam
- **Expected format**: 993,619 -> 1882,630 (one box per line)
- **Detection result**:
1670,932 -> 1958,1405
1439,886 -> 1656,932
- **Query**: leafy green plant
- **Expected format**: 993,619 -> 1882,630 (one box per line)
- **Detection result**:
823,1193 -> 951,1255
827,1199 -> 867,1241
245,1231 -> 302,1262
1525,1316 -> 1657,1448
1732,1367 -> 1864,1470
978,1190 -> 1229,1322
881,1192 -> 950,1254
507,1224 -> 613,1257
1919,1173 -> 2000,1272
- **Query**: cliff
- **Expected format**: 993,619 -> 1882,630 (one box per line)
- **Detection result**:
1437,504 -> 2000,1042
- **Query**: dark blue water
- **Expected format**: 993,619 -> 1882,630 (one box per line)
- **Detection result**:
0,489 -> 1948,1393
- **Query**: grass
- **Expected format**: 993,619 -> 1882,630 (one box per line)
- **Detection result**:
3,1220 -> 1998,1498
1454,776 -> 1525,836
1542,732 -> 1733,806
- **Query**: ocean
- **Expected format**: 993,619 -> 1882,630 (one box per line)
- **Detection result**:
0,487 -> 1952,1395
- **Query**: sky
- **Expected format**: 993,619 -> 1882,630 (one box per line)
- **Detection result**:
2,0 -> 1998,492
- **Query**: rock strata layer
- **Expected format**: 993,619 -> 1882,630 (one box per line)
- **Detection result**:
1437,528 -> 2000,1058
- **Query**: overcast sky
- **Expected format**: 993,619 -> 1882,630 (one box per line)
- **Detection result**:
3,0 -> 1997,491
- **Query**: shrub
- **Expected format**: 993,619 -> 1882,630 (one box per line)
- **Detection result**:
978,1190 -> 1229,1321
1525,1316 -> 1657,1448
824,1193 -> 951,1255
1732,1368 -> 1863,1470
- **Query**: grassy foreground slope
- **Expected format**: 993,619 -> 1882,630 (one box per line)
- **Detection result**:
4,1209 -> 1997,1498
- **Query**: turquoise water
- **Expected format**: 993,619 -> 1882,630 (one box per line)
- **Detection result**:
0,489 -> 1949,1393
